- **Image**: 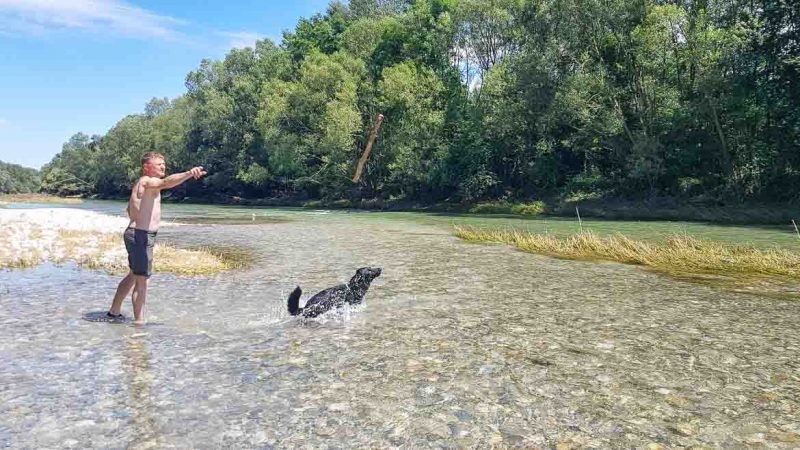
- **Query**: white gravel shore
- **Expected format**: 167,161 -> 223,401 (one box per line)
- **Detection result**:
0,207 -> 232,275
0,208 -> 131,269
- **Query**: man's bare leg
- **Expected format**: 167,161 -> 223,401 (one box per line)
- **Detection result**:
109,272 -> 135,315
132,275 -> 149,324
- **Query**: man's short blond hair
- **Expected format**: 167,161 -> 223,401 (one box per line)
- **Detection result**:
141,152 -> 165,166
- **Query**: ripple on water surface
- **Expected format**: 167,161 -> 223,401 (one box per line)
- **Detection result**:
1,211 -> 799,449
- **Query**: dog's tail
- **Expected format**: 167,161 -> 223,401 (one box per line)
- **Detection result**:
287,286 -> 303,316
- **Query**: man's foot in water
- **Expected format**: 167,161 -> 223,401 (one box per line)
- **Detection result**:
106,311 -> 125,322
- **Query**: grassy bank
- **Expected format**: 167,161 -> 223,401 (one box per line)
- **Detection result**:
38,191 -> 800,225
460,199 -> 800,225
2,229 -> 251,276
550,200 -> 800,225
454,226 -> 800,297
198,195 -> 800,225
0,208 -> 252,276
74,197 -> 797,249
0,193 -> 82,205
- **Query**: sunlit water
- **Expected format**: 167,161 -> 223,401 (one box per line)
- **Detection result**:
1,204 -> 799,449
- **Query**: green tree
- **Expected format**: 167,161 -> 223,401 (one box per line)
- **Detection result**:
40,133 -> 99,196
0,161 -> 40,194
258,50 -> 365,198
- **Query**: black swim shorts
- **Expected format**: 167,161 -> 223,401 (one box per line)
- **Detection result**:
124,227 -> 157,278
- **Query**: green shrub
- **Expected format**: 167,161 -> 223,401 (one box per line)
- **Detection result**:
511,201 -> 546,215
469,201 -> 513,214
360,198 -> 387,209
469,201 -> 547,215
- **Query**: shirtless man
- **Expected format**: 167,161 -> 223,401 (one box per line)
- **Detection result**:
106,152 -> 207,323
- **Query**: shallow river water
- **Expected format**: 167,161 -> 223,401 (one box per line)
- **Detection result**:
1,205 -> 799,449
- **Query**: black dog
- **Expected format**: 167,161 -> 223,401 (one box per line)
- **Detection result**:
287,267 -> 382,318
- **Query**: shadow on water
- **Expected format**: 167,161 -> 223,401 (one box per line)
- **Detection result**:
83,311 -> 130,324
82,311 -> 167,327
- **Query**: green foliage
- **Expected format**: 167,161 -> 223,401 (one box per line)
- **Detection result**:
468,200 -> 545,215
0,161 -> 40,194
257,50 -> 364,198
341,17 -> 398,60
283,4 -> 350,61
459,169 -> 500,202
377,61 -> 447,197
512,201 -> 546,215
40,0 -> 800,207
349,0 -> 408,18
40,133 -> 99,196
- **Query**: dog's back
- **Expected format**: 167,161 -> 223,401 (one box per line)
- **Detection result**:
286,284 -> 348,318
286,267 -> 382,318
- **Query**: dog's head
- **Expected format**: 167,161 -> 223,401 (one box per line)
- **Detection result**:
353,266 -> 382,285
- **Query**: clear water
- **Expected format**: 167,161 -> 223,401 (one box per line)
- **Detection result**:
1,204 -> 799,448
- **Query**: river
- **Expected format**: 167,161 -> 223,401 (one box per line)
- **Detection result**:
1,202 -> 798,448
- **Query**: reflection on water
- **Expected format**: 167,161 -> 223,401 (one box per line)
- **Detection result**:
1,209 -> 799,448
124,334 -> 166,449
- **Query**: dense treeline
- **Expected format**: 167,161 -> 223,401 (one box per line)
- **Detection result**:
40,0 -> 800,206
0,161 -> 40,194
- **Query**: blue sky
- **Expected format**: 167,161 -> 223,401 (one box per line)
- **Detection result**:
0,0 -> 331,169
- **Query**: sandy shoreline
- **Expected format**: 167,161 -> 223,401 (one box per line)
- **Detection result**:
0,208 -> 230,275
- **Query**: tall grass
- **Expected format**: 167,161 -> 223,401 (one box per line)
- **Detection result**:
454,226 -> 800,289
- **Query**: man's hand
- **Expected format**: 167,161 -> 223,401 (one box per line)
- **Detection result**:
189,166 -> 207,180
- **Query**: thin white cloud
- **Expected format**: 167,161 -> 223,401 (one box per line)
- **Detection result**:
0,118 -> 8,127
0,0 -> 185,39
216,30 -> 265,50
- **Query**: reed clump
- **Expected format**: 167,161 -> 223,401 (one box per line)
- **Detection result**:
454,226 -> 800,283
152,243 -> 255,276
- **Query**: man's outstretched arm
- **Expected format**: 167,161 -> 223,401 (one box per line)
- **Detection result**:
143,167 -> 207,190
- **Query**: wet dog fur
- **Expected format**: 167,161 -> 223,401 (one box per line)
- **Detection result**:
287,267 -> 382,318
